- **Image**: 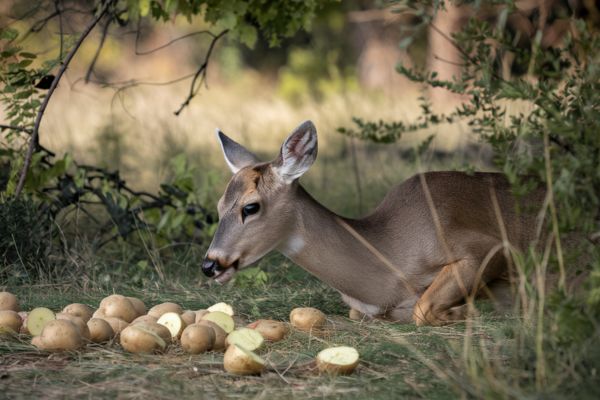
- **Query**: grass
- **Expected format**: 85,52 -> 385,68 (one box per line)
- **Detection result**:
1,255 -> 522,400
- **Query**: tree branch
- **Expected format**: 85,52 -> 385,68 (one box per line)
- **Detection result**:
134,21 -> 217,56
14,0 -> 114,197
85,15 -> 112,83
173,29 -> 228,116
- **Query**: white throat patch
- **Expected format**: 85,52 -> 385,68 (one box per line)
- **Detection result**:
280,235 -> 305,257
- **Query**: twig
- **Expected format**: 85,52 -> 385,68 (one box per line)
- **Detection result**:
0,124 -> 55,157
173,29 -> 228,116
135,23 -> 216,55
85,15 -> 112,83
54,0 -> 64,61
15,0 -> 114,197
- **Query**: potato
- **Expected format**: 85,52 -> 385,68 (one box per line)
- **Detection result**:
87,318 -> 114,343
181,324 -> 215,354
0,310 -> 22,334
131,315 -> 158,325
197,320 -> 227,351
157,312 -> 185,338
225,328 -> 264,351
92,309 -> 106,319
147,302 -> 183,319
194,310 -> 209,323
126,297 -> 146,316
32,319 -> 84,352
27,307 -> 56,336
62,303 -> 94,323
316,346 -> 360,375
224,344 -> 265,375
181,310 -> 197,326
201,311 -> 234,333
18,311 -> 29,334
0,292 -> 19,312
120,325 -> 166,354
207,302 -> 234,316
99,295 -> 137,323
290,307 -> 326,332
135,322 -> 172,343
247,319 -> 288,342
56,313 -> 91,340
101,317 -> 129,335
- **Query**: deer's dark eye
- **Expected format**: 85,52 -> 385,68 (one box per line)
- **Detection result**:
242,203 -> 260,221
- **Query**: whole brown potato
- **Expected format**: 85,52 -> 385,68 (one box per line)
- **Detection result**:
99,295 -> 137,322
101,317 -> 129,335
289,307 -> 326,332
181,310 -> 197,326
197,320 -> 227,351
131,315 -> 158,325
0,292 -> 19,312
147,302 -> 183,319
62,303 -> 94,323
135,322 -> 172,343
126,297 -> 147,317
223,344 -> 265,375
32,319 -> 84,351
56,313 -> 91,340
0,310 -> 22,334
87,318 -> 114,343
120,325 -> 165,354
248,319 -> 289,342
181,324 -> 215,354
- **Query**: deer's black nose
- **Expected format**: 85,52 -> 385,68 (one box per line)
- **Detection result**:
202,258 -> 219,277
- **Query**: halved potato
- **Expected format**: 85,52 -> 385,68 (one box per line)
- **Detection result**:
99,295 -> 137,322
87,318 -> 114,343
120,325 -> 165,354
147,302 -> 183,319
207,302 -> 234,316
247,319 -> 288,342
62,303 -> 94,323
201,311 -> 234,333
0,292 -> 19,312
197,320 -> 227,350
0,310 -> 22,334
223,344 -> 265,375
225,328 -> 264,351
157,312 -> 185,338
181,324 -> 215,354
32,319 -> 84,352
290,307 -> 326,332
27,307 -> 56,336
316,346 -> 360,375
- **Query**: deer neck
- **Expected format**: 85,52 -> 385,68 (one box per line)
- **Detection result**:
277,185 -> 402,307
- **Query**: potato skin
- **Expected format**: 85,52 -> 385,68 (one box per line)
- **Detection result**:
33,319 -> 84,351
18,311 -> 29,334
62,303 -> 94,323
194,310 -> 209,323
223,345 -> 265,375
181,324 -> 215,354
197,320 -> 227,351
56,313 -> 91,340
0,292 -> 19,312
0,310 -> 22,334
181,311 -> 197,326
101,317 -> 129,335
247,319 -> 288,342
135,322 -> 172,343
99,295 -> 138,323
87,318 -> 114,343
126,297 -> 147,316
147,302 -> 183,319
120,325 -> 165,354
289,307 -> 326,332
131,315 -> 158,325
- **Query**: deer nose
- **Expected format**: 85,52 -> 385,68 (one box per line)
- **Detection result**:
201,258 -> 219,277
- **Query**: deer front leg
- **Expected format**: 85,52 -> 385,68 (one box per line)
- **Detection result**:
413,259 -> 482,326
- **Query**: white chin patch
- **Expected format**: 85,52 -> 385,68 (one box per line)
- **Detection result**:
214,267 -> 236,284
280,235 -> 305,257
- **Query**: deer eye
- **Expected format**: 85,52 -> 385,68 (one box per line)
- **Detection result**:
242,203 -> 260,221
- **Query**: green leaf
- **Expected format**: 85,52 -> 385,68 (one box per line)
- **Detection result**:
0,28 -> 18,41
139,0 -> 150,16
239,24 -> 257,49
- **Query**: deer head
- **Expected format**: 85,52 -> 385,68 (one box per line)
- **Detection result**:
202,120 -> 318,283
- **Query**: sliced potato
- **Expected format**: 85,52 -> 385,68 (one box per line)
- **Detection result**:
126,297 -> 147,316
207,302 -> 234,316
56,313 -> 91,340
181,324 -> 215,354
157,312 -> 185,338
247,319 -> 288,342
290,307 -> 326,332
194,310 -> 209,323
101,317 -> 129,335
197,320 -> 227,350
316,346 -> 360,375
87,318 -> 114,343
131,315 -> 158,325
147,302 -> 183,319
223,344 -> 265,375
0,310 -> 22,334
32,319 -> 84,352
0,292 -> 19,312
27,307 -> 56,336
120,325 -> 165,354
99,295 -> 137,322
62,303 -> 94,323
201,311 -> 234,333
181,310 -> 197,326
226,328 -> 264,351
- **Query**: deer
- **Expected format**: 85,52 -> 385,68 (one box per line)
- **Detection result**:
201,120 -> 545,326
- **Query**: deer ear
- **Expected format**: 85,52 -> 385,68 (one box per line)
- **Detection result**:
273,120 -> 318,184
216,129 -> 260,174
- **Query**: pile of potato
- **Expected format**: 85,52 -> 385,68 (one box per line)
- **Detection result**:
0,291 -> 359,375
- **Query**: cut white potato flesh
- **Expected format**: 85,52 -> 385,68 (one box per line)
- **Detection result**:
226,328 -> 264,351
157,312 -> 185,338
223,344 -> 265,375
27,307 -> 56,336
316,346 -> 360,375
207,302 -> 234,316
201,311 -> 234,333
